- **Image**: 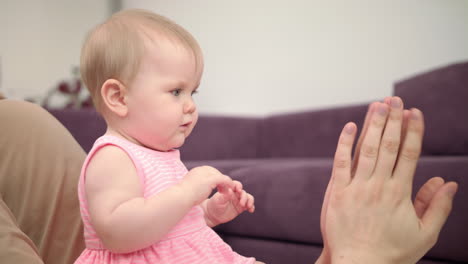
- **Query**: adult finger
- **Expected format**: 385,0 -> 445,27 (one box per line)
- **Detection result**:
353,103 -> 389,181
373,97 -> 404,179
422,182 -> 458,243
351,102 -> 378,176
332,122 -> 357,189
384,99 -> 411,166
320,168 -> 333,246
400,110 -> 411,154
392,108 -> 424,189
414,177 -> 445,218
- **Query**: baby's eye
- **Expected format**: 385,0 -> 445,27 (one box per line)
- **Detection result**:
191,90 -> 198,96
172,89 -> 181,96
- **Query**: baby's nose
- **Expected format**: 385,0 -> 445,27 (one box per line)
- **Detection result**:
184,99 -> 196,114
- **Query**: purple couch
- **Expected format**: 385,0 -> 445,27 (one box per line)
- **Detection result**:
49,62 -> 468,264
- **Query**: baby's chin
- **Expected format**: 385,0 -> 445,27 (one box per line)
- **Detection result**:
148,137 -> 187,152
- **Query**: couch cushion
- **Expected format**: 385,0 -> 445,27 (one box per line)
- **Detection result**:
394,61 -> 468,155
185,158 -> 301,175
189,156 -> 468,263
211,158 -> 333,245
222,235 -> 323,264
223,235 -> 463,264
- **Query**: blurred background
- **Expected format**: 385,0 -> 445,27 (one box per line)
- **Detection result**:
1,0 -> 468,115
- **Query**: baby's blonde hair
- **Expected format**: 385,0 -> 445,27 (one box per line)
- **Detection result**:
80,9 -> 202,111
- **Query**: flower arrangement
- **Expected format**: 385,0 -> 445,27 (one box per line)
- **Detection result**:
41,66 -> 93,109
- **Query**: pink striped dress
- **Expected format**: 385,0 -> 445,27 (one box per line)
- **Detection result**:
75,135 -> 255,264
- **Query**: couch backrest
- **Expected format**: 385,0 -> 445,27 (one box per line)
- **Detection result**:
48,109 -> 106,153
394,61 -> 468,156
180,115 -> 260,161
258,104 -> 368,158
49,61 -> 468,159
49,105 -> 369,160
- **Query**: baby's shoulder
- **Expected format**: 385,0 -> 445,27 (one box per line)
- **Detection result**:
85,145 -> 138,187
88,144 -> 132,167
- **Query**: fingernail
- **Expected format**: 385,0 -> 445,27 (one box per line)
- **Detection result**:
447,183 -> 458,198
345,123 -> 355,134
378,104 -> 388,116
384,97 -> 391,105
391,97 -> 401,108
410,109 -> 419,120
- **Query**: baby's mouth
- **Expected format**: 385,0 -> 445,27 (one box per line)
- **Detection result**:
181,121 -> 192,127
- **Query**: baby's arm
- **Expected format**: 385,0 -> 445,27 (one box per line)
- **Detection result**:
85,146 -> 233,253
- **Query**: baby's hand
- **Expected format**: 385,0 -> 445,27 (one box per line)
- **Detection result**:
180,166 -> 235,206
203,180 -> 255,227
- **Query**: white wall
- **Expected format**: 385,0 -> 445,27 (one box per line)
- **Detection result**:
123,0 -> 468,116
2,1 -> 468,115
1,0 -> 109,102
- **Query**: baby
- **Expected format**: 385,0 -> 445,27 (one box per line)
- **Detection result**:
75,9 -> 262,264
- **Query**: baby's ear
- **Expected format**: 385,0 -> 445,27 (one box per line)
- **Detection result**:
101,79 -> 128,117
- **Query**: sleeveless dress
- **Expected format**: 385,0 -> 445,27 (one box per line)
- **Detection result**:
74,135 -> 255,264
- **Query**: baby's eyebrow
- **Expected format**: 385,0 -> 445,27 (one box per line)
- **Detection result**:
168,80 -> 200,91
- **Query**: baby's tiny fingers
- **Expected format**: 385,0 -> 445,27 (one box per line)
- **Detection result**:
247,194 -> 255,212
233,180 -> 243,193
239,190 -> 248,207
221,174 -> 235,189
217,176 -> 234,194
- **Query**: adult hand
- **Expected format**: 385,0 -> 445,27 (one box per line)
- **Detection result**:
317,97 -> 458,264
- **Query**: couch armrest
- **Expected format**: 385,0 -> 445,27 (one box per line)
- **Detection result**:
259,104 -> 369,158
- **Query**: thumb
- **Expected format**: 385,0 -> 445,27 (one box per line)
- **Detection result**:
320,170 -> 334,235
216,174 -> 235,192
413,177 -> 445,219
422,182 -> 458,237
212,189 -> 231,205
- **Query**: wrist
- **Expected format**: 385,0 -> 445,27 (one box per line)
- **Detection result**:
174,182 -> 197,207
315,249 -> 330,264
201,198 -> 218,227
331,251 -> 393,264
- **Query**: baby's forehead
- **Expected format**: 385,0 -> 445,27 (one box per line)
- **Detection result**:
134,22 -> 197,56
139,25 -> 203,64
139,26 -> 185,49
105,11 -> 203,71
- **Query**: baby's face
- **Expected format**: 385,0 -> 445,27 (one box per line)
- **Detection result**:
123,37 -> 203,151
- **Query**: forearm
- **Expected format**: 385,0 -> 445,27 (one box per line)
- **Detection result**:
96,184 -> 194,253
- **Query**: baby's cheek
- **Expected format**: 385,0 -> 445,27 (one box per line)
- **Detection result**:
184,127 -> 193,138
